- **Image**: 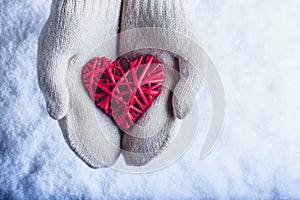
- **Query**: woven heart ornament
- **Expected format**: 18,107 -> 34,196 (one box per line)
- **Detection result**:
82,55 -> 165,131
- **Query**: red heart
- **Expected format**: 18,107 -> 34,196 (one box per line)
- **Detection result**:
82,55 -> 165,131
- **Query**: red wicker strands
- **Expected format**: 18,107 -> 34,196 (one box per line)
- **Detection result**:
82,55 -> 165,131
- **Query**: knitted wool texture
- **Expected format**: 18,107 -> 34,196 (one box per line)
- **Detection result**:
38,0 -> 122,168
119,0 -> 202,166
38,0 -> 202,168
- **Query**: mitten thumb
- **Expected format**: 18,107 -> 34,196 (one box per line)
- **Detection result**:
38,54 -> 69,120
172,57 -> 202,119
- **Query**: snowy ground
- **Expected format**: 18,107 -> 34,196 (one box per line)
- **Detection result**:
1,0 -> 300,199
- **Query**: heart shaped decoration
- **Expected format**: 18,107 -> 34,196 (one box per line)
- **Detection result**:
82,55 -> 165,131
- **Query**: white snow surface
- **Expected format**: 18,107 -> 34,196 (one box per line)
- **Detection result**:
1,0 -> 300,199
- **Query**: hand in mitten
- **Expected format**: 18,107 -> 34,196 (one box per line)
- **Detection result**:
119,0 -> 202,166
38,0 -> 122,168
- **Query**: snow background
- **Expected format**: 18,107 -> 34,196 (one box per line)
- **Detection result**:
1,0 -> 300,199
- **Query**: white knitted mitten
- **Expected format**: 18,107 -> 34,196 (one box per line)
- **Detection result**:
119,0 -> 202,166
38,0 -> 122,168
